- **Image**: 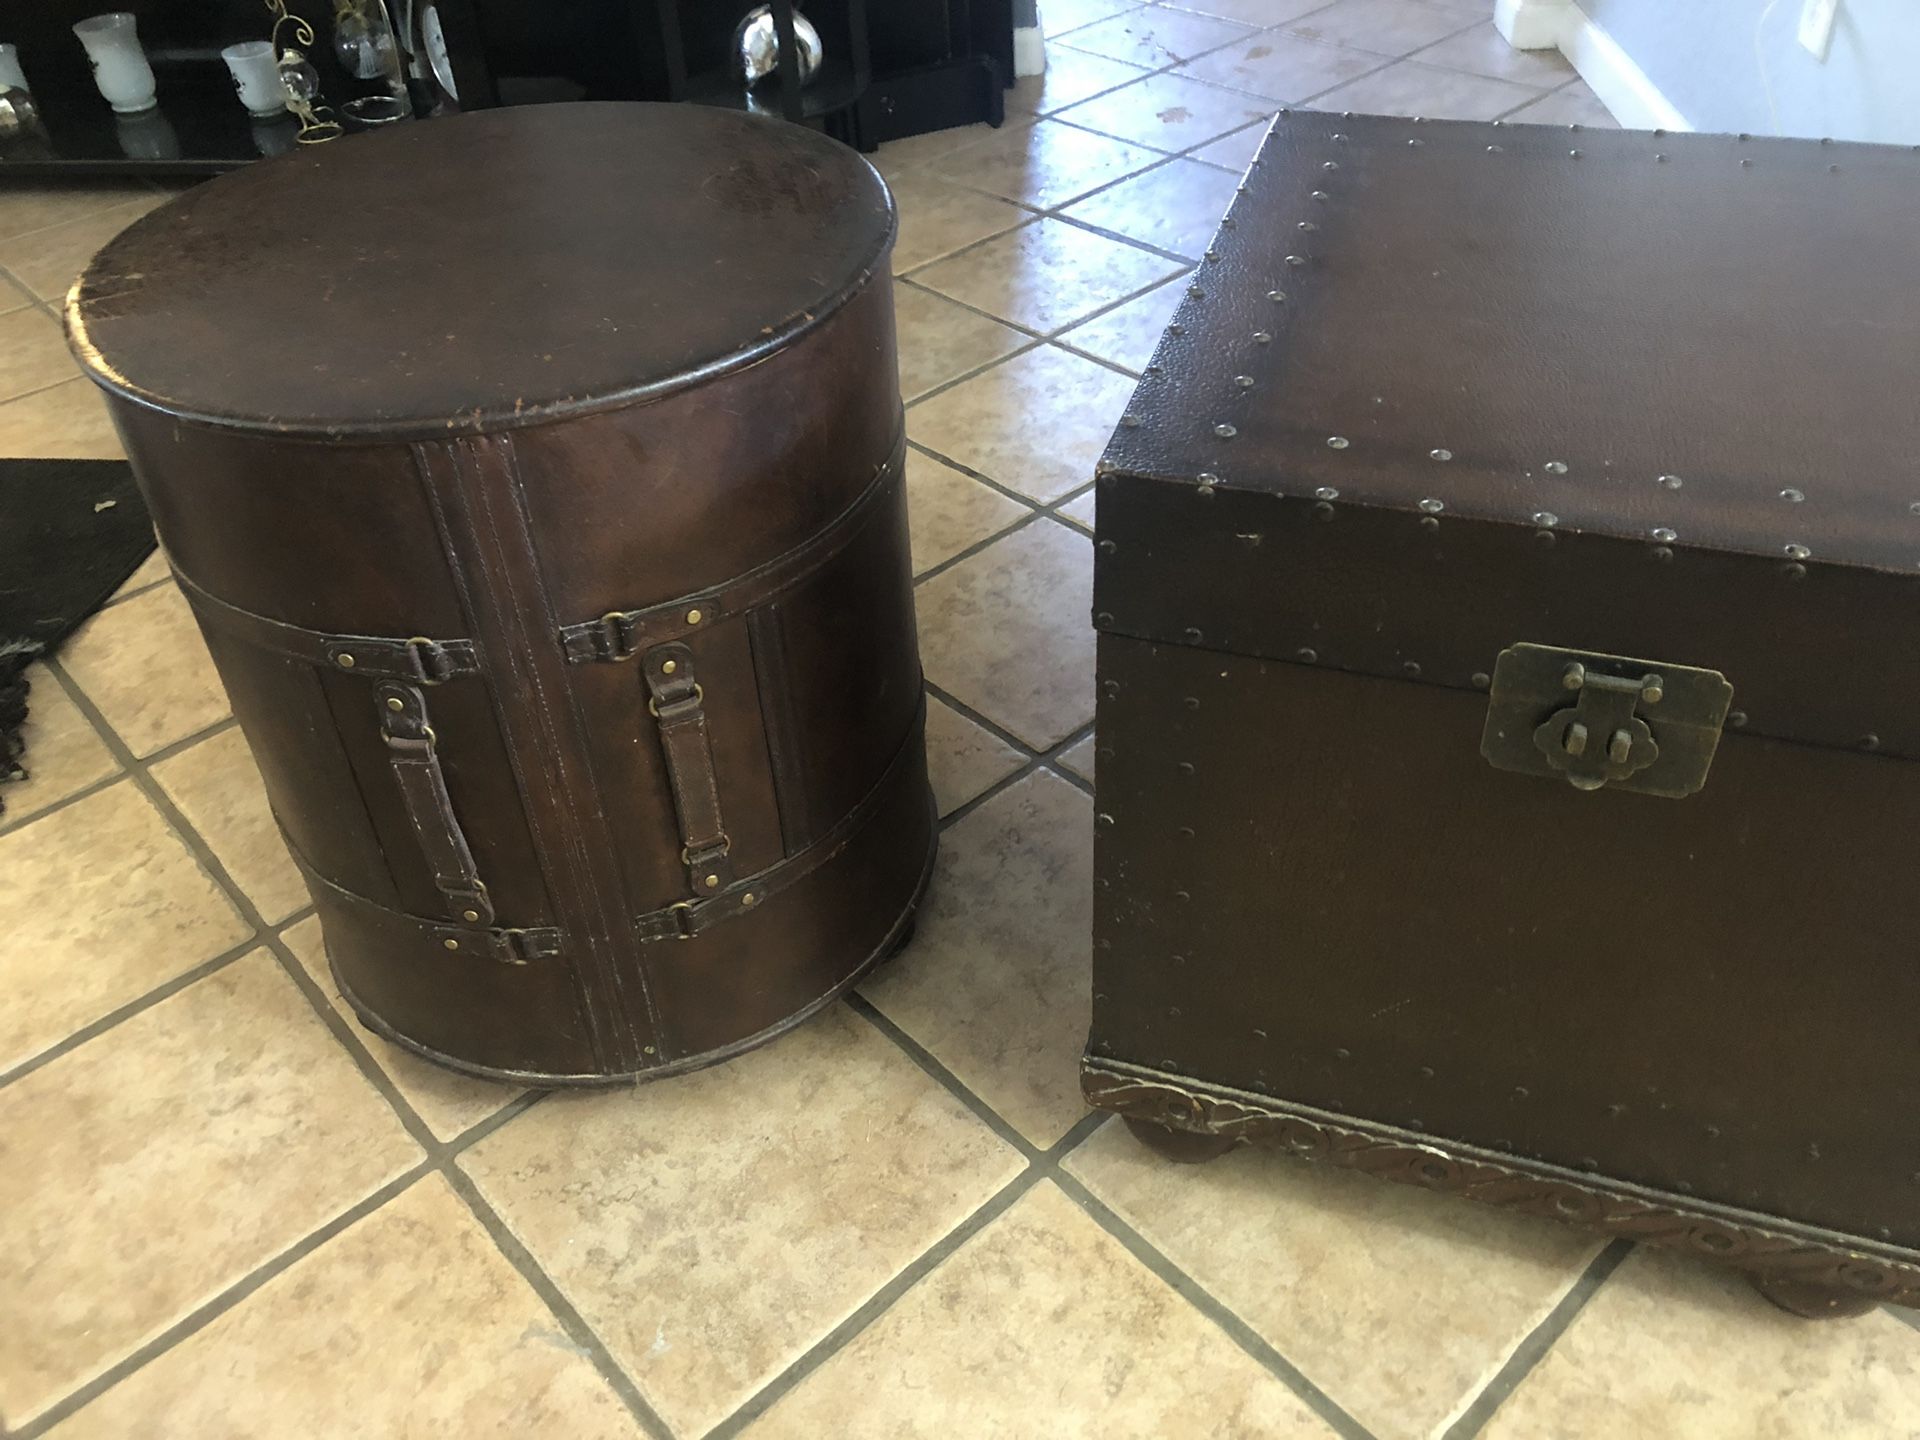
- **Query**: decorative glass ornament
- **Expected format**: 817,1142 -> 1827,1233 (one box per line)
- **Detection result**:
731,5 -> 824,90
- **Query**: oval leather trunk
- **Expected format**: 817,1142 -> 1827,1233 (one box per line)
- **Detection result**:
67,103 -> 936,1084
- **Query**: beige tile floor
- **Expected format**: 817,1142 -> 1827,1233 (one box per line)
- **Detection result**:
2,3 -> 1916,1436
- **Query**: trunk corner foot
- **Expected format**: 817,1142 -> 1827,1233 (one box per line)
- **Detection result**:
1124,1115 -> 1237,1164
1749,1272 -> 1881,1320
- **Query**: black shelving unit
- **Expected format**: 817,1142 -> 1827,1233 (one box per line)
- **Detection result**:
0,1 -> 413,178
1,0 -> 1010,178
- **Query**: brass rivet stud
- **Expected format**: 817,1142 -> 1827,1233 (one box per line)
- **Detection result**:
686,608 -> 703,625
1533,510 -> 1559,527
1487,144 -> 1503,154
1780,487 -> 1805,502
1569,149 -> 1582,159
386,696 -> 404,711
1430,448 -> 1452,461
1315,485 -> 1339,501
1544,460 -> 1569,475
1267,289 -> 1286,302
1657,473 -> 1683,490
461,909 -> 481,923
1252,330 -> 1273,344
1418,497 -> 1444,514
662,659 -> 678,674
704,873 -> 720,890
1296,647 -> 1318,663
1284,254 -> 1307,266
443,938 -> 459,951
335,653 -> 357,668
742,892 -> 757,907
1214,423 -> 1238,439
643,1045 -> 657,1056
1651,526 -> 1678,543
1784,542 -> 1811,560
1327,436 -> 1349,450
1233,374 -> 1255,389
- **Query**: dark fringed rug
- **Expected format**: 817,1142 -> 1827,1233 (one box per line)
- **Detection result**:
1,458 -> 155,816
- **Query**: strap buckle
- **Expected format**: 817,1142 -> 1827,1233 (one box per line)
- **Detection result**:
585,611 -> 642,664
667,901 -> 698,940
648,682 -> 703,719
403,637 -> 462,685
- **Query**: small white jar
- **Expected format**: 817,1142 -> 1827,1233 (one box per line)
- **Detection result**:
220,40 -> 285,119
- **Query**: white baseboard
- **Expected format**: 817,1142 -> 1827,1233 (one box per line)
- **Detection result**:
1560,9 -> 1691,131
1495,0 -> 1690,132
1013,25 -> 1045,78
1493,0 -> 1572,51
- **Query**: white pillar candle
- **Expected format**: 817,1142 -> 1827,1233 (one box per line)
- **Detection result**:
72,13 -> 157,115
221,40 -> 285,118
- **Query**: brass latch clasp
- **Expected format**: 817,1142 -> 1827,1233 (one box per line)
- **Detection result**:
1481,644 -> 1733,798
1536,662 -> 1664,791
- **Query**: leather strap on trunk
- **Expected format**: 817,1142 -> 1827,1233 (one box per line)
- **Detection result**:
633,696 -> 924,942
557,440 -> 903,665
376,682 -> 496,925
641,643 -> 735,898
175,565 -> 479,684
287,840 -> 561,965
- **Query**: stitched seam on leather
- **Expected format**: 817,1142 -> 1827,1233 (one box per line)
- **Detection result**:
482,435 -> 660,1059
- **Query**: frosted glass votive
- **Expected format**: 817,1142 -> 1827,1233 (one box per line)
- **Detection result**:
221,40 -> 285,119
72,12 -> 157,115
0,43 -> 30,95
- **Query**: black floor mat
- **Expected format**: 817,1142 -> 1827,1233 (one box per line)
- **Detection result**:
0,458 -> 155,814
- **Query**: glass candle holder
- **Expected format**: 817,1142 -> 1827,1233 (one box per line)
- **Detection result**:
221,40 -> 285,118
72,12 -> 157,115
0,43 -> 29,95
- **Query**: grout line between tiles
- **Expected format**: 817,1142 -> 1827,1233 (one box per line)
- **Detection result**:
0,930 -> 260,1091
96,571 -> 176,612
23,657 -> 683,1438
443,1164 -> 677,1440
0,765 -> 126,839
1053,1169 -> 1382,1440
9,1162 -> 436,1440
703,1167 -> 1048,1440
1439,1238 -> 1633,1439
845,991 -> 1041,1158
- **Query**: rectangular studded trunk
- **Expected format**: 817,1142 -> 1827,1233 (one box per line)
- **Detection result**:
1083,111 -> 1920,1316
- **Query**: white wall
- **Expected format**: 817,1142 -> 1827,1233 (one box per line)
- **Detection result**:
1580,0 -> 1920,143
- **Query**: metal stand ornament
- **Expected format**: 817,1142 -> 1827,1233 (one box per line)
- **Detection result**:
264,0 -> 341,143
732,4 -> 824,90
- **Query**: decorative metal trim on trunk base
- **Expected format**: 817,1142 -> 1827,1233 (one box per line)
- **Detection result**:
1081,1058 -> 1920,1312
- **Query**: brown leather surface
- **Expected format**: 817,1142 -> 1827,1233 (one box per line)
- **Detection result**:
1093,636 -> 1920,1251
1098,113 -> 1920,753
73,102 -> 934,1083
1088,117 -> 1920,1274
68,103 -> 895,439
